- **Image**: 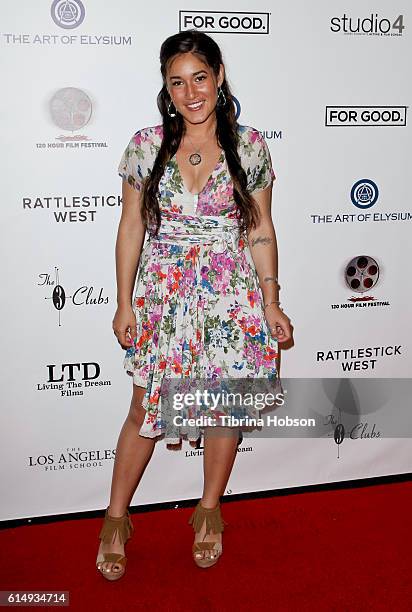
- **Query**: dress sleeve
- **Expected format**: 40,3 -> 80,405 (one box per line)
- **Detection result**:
243,129 -> 276,194
117,129 -> 148,192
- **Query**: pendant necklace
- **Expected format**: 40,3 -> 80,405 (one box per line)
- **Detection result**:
189,152 -> 202,166
185,133 -> 208,166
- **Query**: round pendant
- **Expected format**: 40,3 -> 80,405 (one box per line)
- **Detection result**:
189,153 -> 202,166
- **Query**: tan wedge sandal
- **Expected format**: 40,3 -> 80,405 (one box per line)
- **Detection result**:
96,507 -> 134,581
188,501 -> 227,568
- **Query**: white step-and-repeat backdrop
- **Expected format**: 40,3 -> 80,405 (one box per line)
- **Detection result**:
1,1 -> 411,520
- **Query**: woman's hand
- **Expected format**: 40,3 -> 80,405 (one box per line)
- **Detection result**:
264,304 -> 292,343
112,304 -> 137,349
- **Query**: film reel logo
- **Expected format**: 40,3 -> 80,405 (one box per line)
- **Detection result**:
49,87 -> 92,141
345,255 -> 379,302
51,0 -> 85,29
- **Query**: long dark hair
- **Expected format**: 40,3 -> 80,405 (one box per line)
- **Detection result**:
141,30 -> 259,235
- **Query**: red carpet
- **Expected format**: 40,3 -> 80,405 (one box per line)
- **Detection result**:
1,481 -> 411,611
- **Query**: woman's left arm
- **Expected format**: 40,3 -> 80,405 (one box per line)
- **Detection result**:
247,185 -> 292,343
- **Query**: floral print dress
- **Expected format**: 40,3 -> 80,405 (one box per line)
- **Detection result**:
118,124 -> 279,443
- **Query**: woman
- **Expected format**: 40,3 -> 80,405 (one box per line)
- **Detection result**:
96,29 -> 292,580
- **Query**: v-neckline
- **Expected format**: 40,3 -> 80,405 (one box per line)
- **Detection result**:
172,149 -> 225,197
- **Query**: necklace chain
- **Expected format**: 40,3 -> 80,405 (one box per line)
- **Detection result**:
185,132 -> 213,166
184,129 -> 222,167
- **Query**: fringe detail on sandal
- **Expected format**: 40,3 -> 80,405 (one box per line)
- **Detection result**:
98,508 -> 134,546
188,501 -> 227,536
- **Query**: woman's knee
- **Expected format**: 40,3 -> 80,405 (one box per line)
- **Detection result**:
128,384 -> 147,427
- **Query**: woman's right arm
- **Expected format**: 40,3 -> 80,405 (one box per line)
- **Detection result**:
112,180 -> 146,349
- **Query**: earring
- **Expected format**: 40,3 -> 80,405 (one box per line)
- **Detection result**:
217,87 -> 227,107
167,100 -> 177,117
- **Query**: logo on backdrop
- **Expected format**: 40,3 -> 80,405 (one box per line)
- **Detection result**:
345,255 -> 379,294
1,1 -> 132,46
325,106 -> 407,127
350,179 -> 379,209
28,447 -> 115,471
23,193 -> 121,223
310,178 -> 411,225
184,433 -> 254,460
326,410 -> 382,460
37,267 -> 109,324
34,87 -> 109,150
330,13 -> 405,37
319,382 -> 386,460
232,97 -> 283,142
51,0 -> 85,29
36,362 -> 112,398
179,11 -> 270,34
316,344 -> 401,372
50,87 -> 92,133
49,87 -> 93,141
329,255 -> 390,312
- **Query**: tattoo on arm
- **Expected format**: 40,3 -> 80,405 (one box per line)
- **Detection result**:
251,236 -> 273,247
264,276 -> 278,284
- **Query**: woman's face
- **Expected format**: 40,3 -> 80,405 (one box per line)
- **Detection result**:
166,51 -> 224,125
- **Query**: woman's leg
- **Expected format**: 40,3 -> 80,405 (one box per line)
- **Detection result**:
194,427 -> 239,560
98,383 -> 156,574
201,427 -> 239,505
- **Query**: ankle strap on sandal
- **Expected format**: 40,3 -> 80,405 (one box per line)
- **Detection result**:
98,507 -> 134,545
188,501 -> 227,535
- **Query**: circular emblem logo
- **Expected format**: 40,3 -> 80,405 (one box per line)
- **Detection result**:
350,179 -> 379,209
51,0 -> 85,29
345,255 -> 379,293
49,87 -> 92,131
